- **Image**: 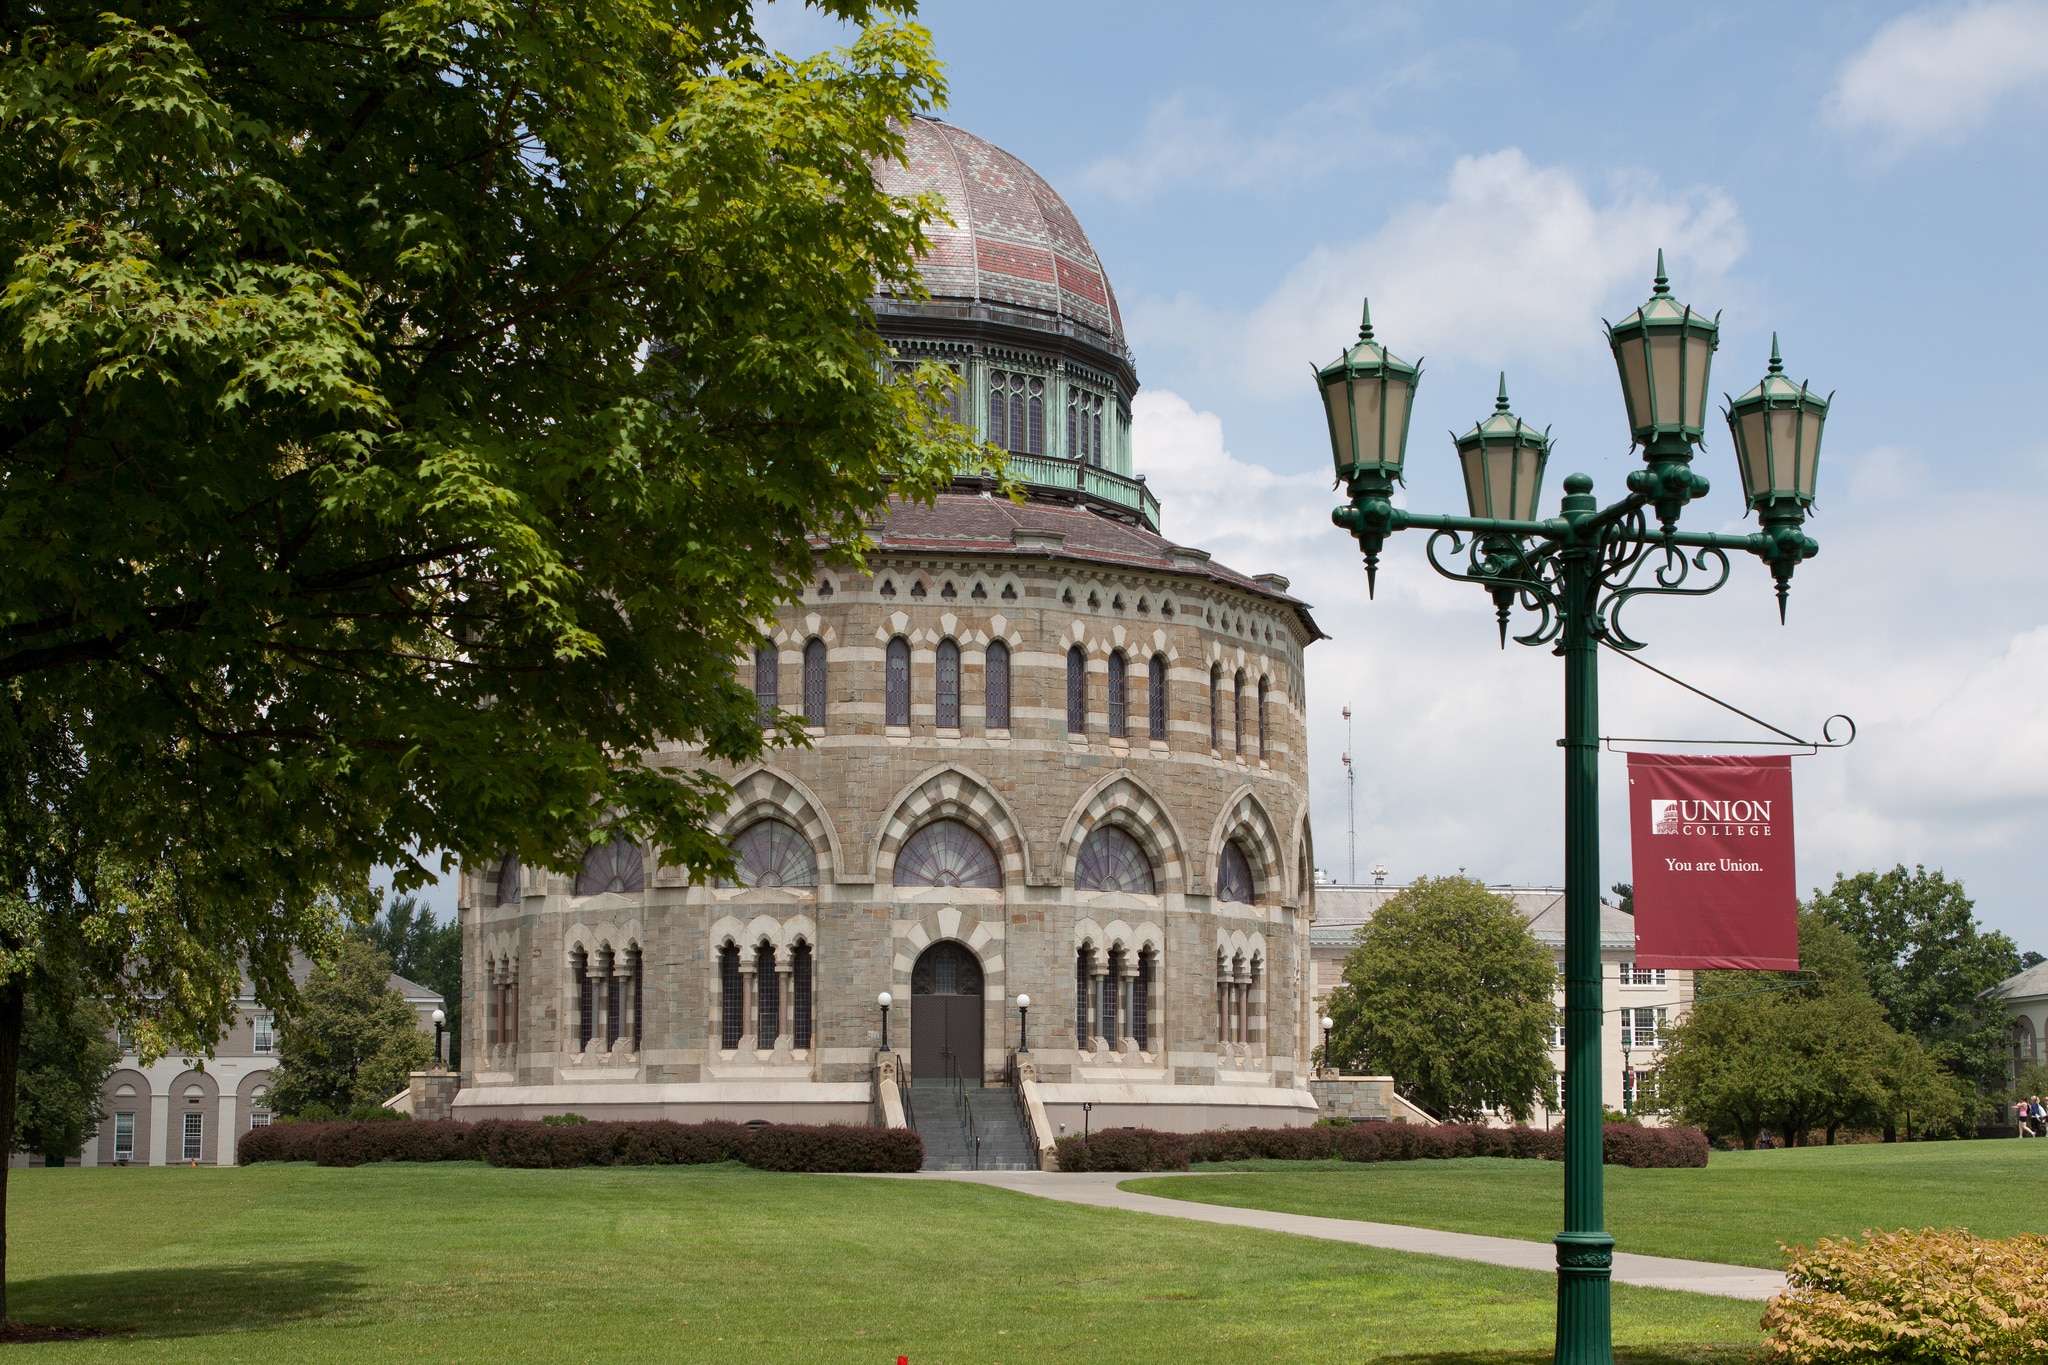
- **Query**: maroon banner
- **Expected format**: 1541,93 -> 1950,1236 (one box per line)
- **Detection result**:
1628,753 -> 1799,971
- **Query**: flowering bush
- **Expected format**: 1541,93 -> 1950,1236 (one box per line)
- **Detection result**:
1763,1228 -> 2048,1364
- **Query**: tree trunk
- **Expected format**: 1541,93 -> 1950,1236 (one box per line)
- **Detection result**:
1825,1123 -> 1839,1146
0,977 -> 23,1325
1882,1123 -> 1896,1143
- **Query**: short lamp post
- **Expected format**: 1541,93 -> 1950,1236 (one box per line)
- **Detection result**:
1622,1034 -> 1635,1120
877,991 -> 892,1052
1321,1015 -> 1335,1077
1325,255 -> 1829,1365
1016,993 -> 1032,1052
1081,1100 -> 1093,1146
431,1008 -> 446,1069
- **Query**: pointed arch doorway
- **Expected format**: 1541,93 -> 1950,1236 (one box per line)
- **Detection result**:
910,940 -> 984,1085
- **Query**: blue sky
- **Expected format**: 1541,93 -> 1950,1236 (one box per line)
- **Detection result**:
405,2 -> 2048,949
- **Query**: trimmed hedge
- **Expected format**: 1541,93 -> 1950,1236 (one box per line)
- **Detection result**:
1054,1127 -> 1191,1172
238,1118 -> 922,1173
1056,1121 -> 1706,1172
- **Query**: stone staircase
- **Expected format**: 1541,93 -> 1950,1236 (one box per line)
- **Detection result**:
906,1080 -> 1037,1171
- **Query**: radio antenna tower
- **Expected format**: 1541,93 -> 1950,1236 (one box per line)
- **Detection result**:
1341,705 -> 1356,884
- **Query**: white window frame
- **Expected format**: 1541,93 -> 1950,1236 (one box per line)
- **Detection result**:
1620,962 -> 1667,987
248,1111 -> 271,1129
252,1013 -> 274,1055
113,1112 -> 135,1163
182,1110 -> 203,1162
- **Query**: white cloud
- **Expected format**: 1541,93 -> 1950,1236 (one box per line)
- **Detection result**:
1131,149 -> 1745,399
1074,92 -> 1404,205
1137,388 -> 2048,941
1827,1 -> 2048,151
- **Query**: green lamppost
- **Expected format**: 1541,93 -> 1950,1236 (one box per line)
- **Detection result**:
1324,255 -> 1828,1365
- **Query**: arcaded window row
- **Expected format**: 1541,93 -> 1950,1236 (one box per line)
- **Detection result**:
752,638 -> 1275,755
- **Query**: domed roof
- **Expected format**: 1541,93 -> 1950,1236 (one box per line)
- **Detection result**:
876,116 -> 1124,346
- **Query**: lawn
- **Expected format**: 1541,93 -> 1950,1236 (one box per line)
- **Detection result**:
4,1162 -> 1764,1364
1127,1139 -> 2048,1269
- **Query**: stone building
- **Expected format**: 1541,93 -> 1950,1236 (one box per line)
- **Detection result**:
455,116 -> 1325,1138
1308,883 -> 1694,1124
1988,959 -> 2048,1093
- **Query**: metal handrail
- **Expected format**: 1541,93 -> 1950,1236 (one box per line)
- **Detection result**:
943,1047 -> 980,1170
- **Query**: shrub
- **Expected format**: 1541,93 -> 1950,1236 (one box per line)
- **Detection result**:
1054,1128 -> 1190,1172
1763,1228 -> 2048,1364
1602,1123 -> 1708,1169
744,1125 -> 923,1174
1169,1121 -> 1694,1169
240,1117 -> 917,1173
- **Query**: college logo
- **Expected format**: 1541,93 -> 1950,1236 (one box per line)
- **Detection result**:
1650,800 -> 1679,835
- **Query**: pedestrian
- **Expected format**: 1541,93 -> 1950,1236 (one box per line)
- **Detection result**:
2017,1097 -> 2031,1137
2032,1096 -> 2046,1138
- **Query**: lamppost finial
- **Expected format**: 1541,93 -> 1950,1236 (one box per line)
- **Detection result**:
1652,248 -> 1669,295
1767,333 -> 1784,375
1358,298 -> 1374,342
1496,373 -> 1511,412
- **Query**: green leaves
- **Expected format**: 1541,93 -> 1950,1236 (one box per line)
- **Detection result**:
1327,876 -> 1558,1123
268,938 -> 432,1117
0,1 -> 970,1061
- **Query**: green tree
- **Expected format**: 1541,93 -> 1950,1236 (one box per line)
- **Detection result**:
1809,866 -> 2021,1096
357,894 -> 460,1068
0,0 -> 970,1319
12,991 -> 118,1164
1660,912 -> 1906,1147
268,939 -> 430,1119
1866,1030 -> 1971,1141
1325,876 -> 1557,1123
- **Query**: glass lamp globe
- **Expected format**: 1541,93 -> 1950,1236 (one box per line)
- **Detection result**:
1318,299 -> 1423,482
1605,252 -> 1720,452
1725,335 -> 1828,513
1453,375 -> 1553,521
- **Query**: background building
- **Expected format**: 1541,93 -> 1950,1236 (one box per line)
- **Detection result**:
1309,882 -> 1693,1124
1989,960 -> 2048,1093
74,967 -> 443,1168
457,116 -> 1326,1141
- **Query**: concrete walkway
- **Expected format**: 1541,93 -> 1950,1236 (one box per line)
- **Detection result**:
883,1169 -> 1786,1301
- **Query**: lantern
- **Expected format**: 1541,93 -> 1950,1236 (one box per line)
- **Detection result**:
1319,300 -> 1422,482
1605,252 -> 1720,452
1725,335 -> 1828,514
1454,375 -> 1553,522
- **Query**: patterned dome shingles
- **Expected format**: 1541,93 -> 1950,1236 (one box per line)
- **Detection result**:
877,116 -> 1124,344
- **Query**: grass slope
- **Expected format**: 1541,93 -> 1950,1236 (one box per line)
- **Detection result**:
1128,1140 -> 2048,1269
7,1163 -> 1761,1363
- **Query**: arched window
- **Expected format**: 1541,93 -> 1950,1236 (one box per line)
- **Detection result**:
753,644 -> 778,726
1258,675 -> 1270,759
985,639 -> 1011,730
803,638 -> 827,728
1209,663 -> 1221,750
495,853 -> 520,907
1075,826 -> 1156,894
1076,946 -> 1094,1043
1149,654 -> 1168,741
885,636 -> 910,728
1067,646 -> 1087,735
1233,669 -> 1246,755
572,946 -> 593,1048
793,941 -> 813,1049
719,944 -> 744,1049
755,943 -> 779,1043
936,638 -> 960,728
725,818 -> 818,888
1135,949 -> 1154,1051
1069,388 -> 1105,466
911,940 -> 984,996
1107,650 -> 1128,738
575,833 -> 645,896
988,371 -> 1045,455
1217,840 -> 1256,904
893,819 -> 1002,888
